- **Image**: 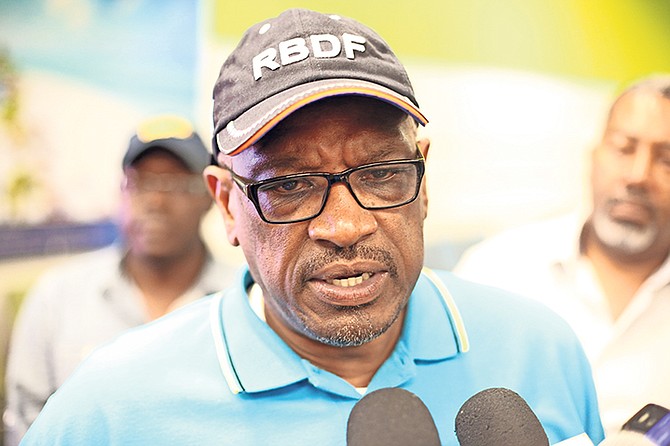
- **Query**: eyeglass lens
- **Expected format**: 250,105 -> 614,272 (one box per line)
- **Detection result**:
254,161 -> 421,223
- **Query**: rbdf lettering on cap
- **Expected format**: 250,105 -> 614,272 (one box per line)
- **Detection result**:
252,33 -> 367,80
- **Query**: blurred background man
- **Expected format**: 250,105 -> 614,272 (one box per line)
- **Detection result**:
455,75 -> 670,435
3,114 -> 237,445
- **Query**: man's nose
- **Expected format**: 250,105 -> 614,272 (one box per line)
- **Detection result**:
624,147 -> 654,186
308,183 -> 377,248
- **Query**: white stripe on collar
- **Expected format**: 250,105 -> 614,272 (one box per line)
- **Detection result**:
421,267 -> 470,353
210,295 -> 243,394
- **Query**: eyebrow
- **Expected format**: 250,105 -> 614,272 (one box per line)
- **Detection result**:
241,155 -> 305,179
241,144 -> 414,179
606,134 -> 636,145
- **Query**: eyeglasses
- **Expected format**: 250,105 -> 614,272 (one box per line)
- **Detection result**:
225,154 -> 425,224
121,172 -> 208,196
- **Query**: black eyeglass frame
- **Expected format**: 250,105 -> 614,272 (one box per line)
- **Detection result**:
224,152 -> 426,224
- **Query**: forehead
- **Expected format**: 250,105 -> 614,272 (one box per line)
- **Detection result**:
232,97 -> 417,174
127,148 -> 192,173
608,91 -> 670,140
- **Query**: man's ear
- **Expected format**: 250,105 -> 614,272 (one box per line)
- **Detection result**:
417,137 -> 430,160
417,137 -> 430,220
203,165 -> 240,246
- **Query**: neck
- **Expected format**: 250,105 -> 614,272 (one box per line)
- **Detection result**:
584,232 -> 666,319
125,242 -> 207,319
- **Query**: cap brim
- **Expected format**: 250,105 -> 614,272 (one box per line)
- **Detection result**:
124,135 -> 210,173
215,78 -> 428,157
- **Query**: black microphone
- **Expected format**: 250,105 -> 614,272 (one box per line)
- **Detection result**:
346,387 -> 441,446
455,387 -> 550,446
599,403 -> 670,445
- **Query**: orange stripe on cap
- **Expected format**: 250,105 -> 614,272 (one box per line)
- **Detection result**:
224,86 -> 428,157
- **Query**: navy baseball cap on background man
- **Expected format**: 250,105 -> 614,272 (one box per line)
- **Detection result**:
123,115 -> 210,173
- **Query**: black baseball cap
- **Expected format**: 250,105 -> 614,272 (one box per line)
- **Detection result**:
212,8 -> 428,158
123,115 -> 210,173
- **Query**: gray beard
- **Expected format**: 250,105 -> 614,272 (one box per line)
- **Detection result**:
592,210 -> 657,255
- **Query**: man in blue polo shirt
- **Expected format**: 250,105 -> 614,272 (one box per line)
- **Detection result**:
22,9 -> 605,445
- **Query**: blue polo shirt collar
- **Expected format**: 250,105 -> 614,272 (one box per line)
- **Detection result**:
210,267 -> 469,396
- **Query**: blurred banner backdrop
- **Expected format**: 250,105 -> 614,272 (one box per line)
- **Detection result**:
0,0 -> 200,259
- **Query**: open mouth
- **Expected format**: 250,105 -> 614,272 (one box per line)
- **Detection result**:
327,272 -> 372,287
309,269 -> 386,306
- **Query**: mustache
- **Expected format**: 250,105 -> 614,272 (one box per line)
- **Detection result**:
297,245 -> 398,279
607,191 -> 654,212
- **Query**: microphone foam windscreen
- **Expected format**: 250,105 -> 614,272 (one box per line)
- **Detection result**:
347,387 -> 441,446
455,387 -> 549,446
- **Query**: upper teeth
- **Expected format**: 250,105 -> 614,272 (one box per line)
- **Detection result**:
329,272 -> 371,287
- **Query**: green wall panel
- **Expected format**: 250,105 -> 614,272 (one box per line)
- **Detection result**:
211,0 -> 670,82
